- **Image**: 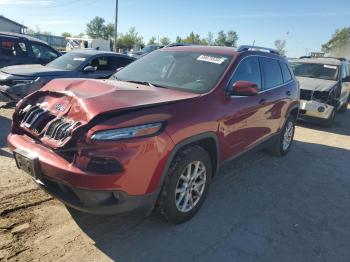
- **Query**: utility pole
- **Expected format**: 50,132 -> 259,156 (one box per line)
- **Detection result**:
114,0 -> 118,52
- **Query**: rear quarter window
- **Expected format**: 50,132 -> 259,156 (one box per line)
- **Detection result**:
0,39 -> 28,57
261,57 -> 283,89
280,61 -> 293,82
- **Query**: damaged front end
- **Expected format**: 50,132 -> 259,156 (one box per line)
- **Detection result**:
0,77 -> 46,103
299,84 -> 340,120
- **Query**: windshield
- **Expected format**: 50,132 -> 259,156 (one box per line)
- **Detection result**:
113,50 -> 232,93
47,52 -> 90,70
290,62 -> 339,81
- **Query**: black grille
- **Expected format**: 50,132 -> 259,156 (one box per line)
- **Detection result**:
300,89 -> 313,100
45,118 -> 80,141
20,105 -> 54,133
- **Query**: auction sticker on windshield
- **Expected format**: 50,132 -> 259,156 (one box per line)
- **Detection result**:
197,55 -> 227,64
324,65 -> 337,70
73,57 -> 86,61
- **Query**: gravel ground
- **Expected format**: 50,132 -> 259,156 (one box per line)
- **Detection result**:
0,103 -> 349,262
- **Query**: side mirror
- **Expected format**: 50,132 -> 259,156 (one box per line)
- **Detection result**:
83,65 -> 96,73
230,81 -> 259,96
342,76 -> 350,83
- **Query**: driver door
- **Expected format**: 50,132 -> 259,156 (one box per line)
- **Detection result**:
221,56 -> 268,158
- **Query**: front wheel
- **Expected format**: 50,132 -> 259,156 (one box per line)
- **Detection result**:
157,145 -> 212,223
267,115 -> 295,156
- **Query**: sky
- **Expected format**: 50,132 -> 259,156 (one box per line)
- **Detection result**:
0,0 -> 349,57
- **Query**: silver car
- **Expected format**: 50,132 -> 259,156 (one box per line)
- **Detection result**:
290,57 -> 350,126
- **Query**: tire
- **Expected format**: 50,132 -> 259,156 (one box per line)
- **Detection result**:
321,108 -> 335,127
338,101 -> 348,114
267,115 -> 296,156
157,145 -> 212,223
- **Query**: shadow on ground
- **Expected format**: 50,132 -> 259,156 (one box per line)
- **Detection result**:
69,141 -> 350,262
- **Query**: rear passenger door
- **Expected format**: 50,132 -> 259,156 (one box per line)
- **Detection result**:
259,57 -> 292,133
0,37 -> 33,67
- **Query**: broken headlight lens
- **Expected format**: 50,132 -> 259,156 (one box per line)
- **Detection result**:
312,91 -> 329,102
91,122 -> 163,141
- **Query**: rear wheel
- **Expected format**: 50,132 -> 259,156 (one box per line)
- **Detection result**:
267,115 -> 295,156
157,145 -> 212,223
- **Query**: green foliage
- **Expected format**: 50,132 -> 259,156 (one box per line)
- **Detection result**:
61,32 -> 71,38
206,32 -> 214,46
148,36 -> 157,45
86,16 -> 114,40
160,36 -> 171,46
274,40 -> 286,55
183,32 -> 202,44
215,30 -> 238,47
175,36 -> 183,43
117,27 -> 144,49
322,27 -> 350,53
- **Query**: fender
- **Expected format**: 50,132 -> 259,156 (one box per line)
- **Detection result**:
152,132 -> 220,200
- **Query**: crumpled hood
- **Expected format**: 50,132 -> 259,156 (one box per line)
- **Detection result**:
296,76 -> 337,91
1,64 -> 68,77
23,78 -> 200,123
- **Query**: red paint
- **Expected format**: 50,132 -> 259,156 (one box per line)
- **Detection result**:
8,47 -> 299,198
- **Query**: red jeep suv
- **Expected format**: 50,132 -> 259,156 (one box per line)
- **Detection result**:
8,45 -> 299,223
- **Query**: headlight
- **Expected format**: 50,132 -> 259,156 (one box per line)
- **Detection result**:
12,77 -> 40,85
90,122 -> 163,141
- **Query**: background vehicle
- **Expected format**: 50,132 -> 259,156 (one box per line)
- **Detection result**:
0,50 -> 135,102
128,44 -> 163,58
8,45 -> 299,223
66,37 -> 111,52
0,32 -> 61,68
290,57 -> 350,126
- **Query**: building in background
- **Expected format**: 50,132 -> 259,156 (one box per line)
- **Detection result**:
0,15 -> 27,34
28,33 -> 67,51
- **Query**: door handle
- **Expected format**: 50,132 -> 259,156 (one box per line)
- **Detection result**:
259,98 -> 266,105
286,90 -> 291,96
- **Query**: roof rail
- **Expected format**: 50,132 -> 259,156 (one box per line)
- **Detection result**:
237,45 -> 280,55
325,56 -> 347,62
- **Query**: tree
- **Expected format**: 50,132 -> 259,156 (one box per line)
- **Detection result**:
183,32 -> 202,44
160,36 -> 170,46
274,40 -> 286,55
86,16 -> 105,39
148,36 -> 157,45
117,27 -> 144,49
215,30 -> 238,47
175,36 -> 183,43
322,27 -> 350,53
227,30 -> 238,47
86,16 -> 114,40
103,23 -> 115,40
206,32 -> 214,46
61,32 -> 71,38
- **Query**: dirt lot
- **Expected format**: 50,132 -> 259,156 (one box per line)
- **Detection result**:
0,103 -> 349,262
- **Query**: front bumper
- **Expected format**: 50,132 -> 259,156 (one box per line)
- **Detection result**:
7,132 -> 173,214
298,99 -> 334,120
36,174 -> 157,215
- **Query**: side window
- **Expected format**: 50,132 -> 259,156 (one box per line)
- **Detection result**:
89,56 -> 113,71
1,39 -> 28,57
231,56 -> 262,89
280,61 -> 293,82
341,64 -> 348,79
31,43 -> 58,60
261,57 -> 283,89
110,56 -> 133,69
